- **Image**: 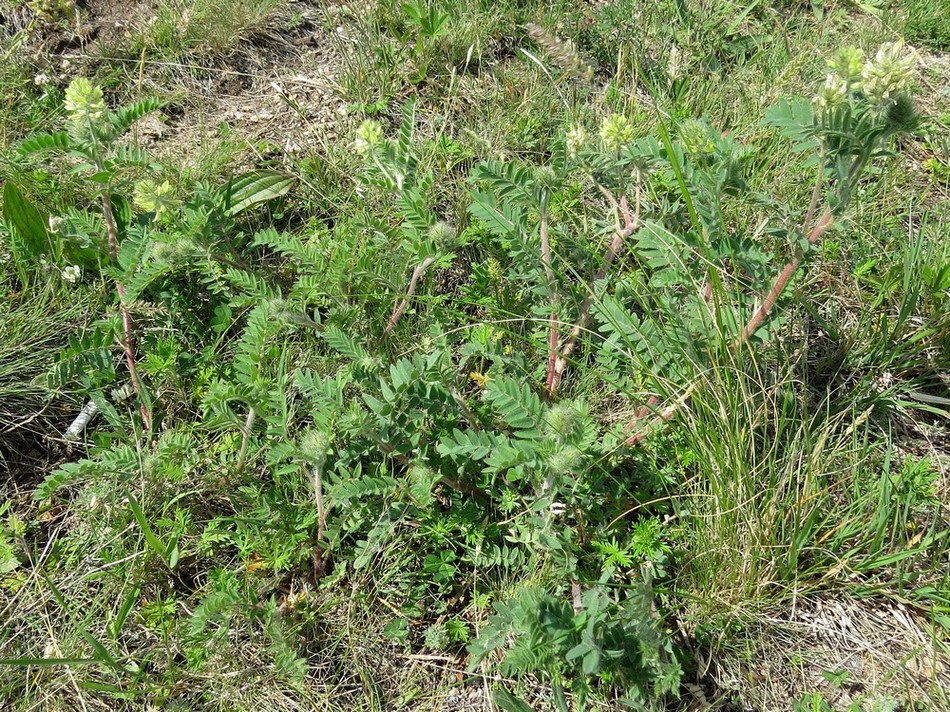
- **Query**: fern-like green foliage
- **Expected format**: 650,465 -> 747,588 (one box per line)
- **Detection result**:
484,376 -> 544,438
109,97 -> 165,138
470,584 -> 681,711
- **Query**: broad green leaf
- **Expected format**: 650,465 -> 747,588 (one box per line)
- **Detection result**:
127,494 -> 170,565
763,98 -> 819,152
220,170 -> 295,216
492,687 -> 534,712
2,181 -> 51,261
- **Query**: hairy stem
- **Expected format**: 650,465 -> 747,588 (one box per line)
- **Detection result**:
549,189 -> 638,394
101,189 -> 151,431
546,311 -> 559,392
540,214 -> 561,393
237,406 -> 256,468
384,256 -> 436,337
311,461 -> 327,574
742,208 -> 833,340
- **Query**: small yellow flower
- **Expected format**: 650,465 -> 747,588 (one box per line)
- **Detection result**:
469,371 -> 491,388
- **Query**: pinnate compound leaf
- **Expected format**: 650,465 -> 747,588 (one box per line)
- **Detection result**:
17,131 -> 70,155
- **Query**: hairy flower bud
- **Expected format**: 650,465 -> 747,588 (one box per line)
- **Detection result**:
428,220 -> 456,247
545,403 -> 583,443
526,23 -> 595,84
299,429 -> 330,466
679,119 -> 714,157
814,73 -> 849,108
547,445 -> 585,476
599,114 -> 634,152
827,47 -> 864,87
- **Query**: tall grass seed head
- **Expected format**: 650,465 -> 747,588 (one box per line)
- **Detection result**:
64,77 -> 107,138
667,45 -> 683,82
565,125 -> 587,159
526,23 -> 595,84
860,41 -> 916,107
599,114 -> 634,152
353,119 -> 384,155
133,179 -> 176,218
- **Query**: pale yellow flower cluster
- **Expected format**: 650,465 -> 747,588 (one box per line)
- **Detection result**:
599,114 -> 634,153
64,77 -> 107,140
816,42 -> 916,109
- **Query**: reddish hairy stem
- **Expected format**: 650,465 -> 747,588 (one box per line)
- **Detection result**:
546,312 -> 559,392
102,190 -> 151,431
539,215 -> 562,393
384,256 -> 436,337
742,208 -> 832,340
549,190 -> 638,394
625,207 -> 834,446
